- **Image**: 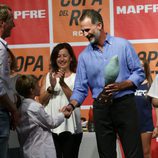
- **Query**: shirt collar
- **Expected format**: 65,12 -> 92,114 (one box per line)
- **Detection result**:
89,33 -> 112,51
0,38 -> 8,47
105,33 -> 112,45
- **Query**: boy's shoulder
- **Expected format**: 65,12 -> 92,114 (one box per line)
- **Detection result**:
22,98 -> 42,112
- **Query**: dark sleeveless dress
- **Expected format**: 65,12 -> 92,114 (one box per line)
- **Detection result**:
135,83 -> 154,133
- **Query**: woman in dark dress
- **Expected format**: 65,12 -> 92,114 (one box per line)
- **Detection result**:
135,59 -> 153,158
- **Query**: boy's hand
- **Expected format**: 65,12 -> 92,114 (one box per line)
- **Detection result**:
60,106 -> 72,118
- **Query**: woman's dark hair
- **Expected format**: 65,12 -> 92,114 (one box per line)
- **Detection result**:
140,59 -> 153,87
16,75 -> 38,98
50,43 -> 77,73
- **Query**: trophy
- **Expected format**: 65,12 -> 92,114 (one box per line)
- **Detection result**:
96,55 -> 119,104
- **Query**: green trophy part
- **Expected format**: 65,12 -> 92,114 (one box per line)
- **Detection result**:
96,55 -> 119,104
104,55 -> 119,85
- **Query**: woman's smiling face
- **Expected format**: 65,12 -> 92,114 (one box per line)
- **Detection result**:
56,48 -> 72,71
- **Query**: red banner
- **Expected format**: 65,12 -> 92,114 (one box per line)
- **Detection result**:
1,0 -> 49,44
1,0 -> 158,157
114,0 -> 158,39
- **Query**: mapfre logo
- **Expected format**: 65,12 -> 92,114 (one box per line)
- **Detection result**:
116,4 -> 158,15
14,10 -> 46,19
1,0 -> 49,45
114,0 -> 158,40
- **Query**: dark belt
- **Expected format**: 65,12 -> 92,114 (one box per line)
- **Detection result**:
0,107 -> 8,112
113,94 -> 134,102
94,93 -> 134,105
95,89 -> 113,105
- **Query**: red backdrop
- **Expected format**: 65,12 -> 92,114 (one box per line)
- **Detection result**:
0,0 -> 158,157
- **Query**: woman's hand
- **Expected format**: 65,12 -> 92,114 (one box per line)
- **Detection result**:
56,69 -> 65,85
49,71 -> 57,88
152,127 -> 158,138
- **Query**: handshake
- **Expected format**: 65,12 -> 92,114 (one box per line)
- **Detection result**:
60,103 -> 75,118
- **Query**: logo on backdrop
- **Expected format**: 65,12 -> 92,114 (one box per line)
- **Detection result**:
1,0 -> 49,45
52,0 -> 110,43
134,43 -> 158,77
114,0 -> 158,40
12,48 -> 50,80
14,10 -> 46,19
138,50 -> 158,75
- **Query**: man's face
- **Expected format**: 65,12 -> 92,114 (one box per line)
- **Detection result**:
1,9 -> 15,39
80,17 -> 101,44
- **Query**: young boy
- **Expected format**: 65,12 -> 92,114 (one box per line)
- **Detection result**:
16,75 -> 70,158
148,74 -> 158,138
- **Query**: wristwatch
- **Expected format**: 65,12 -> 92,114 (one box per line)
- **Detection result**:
47,86 -> 54,94
68,103 -> 75,110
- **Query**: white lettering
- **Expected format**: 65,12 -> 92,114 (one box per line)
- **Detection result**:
116,6 -> 126,14
14,11 -> 21,19
22,10 -> 30,19
30,10 -> 38,18
38,10 -> 46,18
73,31 -> 77,36
135,90 -> 147,96
136,5 -> 144,13
72,31 -> 83,36
145,4 -> 153,13
127,5 -> 136,14
14,10 -> 46,19
153,4 -> 158,12
116,4 -> 158,15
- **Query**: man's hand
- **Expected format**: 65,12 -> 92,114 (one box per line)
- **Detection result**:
0,94 -> 20,130
96,88 -> 112,104
105,83 -> 121,93
105,80 -> 134,93
60,105 -> 73,118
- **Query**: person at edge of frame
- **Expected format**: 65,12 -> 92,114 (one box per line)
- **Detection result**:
148,74 -> 158,138
63,9 -> 145,158
0,4 -> 19,158
134,58 -> 157,158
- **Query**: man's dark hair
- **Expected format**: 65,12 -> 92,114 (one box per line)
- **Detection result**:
79,9 -> 104,28
0,4 -> 12,22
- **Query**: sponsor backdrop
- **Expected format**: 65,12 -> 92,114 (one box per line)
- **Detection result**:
1,0 -> 158,156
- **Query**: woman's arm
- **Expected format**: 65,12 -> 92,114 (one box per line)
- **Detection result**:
152,98 -> 158,108
39,74 -> 53,106
59,78 -> 72,101
152,108 -> 158,138
55,68 -> 73,101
